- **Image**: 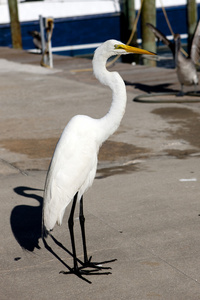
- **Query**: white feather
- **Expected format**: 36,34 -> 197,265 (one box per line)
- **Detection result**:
43,115 -> 100,230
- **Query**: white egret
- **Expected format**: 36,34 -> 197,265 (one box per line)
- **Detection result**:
147,22 -> 200,95
42,39 -> 155,275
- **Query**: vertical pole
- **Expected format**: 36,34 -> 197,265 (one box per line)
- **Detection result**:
121,0 -> 130,44
39,16 -> 54,68
121,0 -> 138,63
8,0 -> 22,49
46,18 -> 54,68
141,0 -> 156,66
187,0 -> 197,52
48,35 -> 53,68
127,0 -> 137,46
39,16 -> 46,54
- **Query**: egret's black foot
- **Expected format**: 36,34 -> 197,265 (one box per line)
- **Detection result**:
60,267 -> 111,276
82,256 -> 117,270
60,265 -> 112,285
59,257 -> 117,279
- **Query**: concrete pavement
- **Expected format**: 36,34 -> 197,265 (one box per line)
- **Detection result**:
0,48 -> 200,299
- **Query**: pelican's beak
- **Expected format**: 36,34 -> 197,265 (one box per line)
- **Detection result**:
115,44 -> 156,56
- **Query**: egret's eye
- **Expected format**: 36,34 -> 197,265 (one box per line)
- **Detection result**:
114,44 -> 124,50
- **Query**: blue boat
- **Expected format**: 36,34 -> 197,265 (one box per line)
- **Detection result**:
0,0 -> 199,56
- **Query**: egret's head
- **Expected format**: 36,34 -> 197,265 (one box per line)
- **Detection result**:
93,40 -> 156,81
114,43 -> 156,56
98,39 -> 156,57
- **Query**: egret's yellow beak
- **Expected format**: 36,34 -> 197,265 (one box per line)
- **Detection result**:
115,44 -> 156,56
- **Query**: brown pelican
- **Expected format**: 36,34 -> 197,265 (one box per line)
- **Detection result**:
147,22 -> 200,95
28,31 -> 42,52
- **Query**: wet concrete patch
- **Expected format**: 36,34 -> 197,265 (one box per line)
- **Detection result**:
1,138 -> 58,159
97,141 -> 149,178
152,107 -> 200,157
99,140 -> 149,161
152,107 -> 198,119
1,138 -> 149,161
1,138 -> 149,173
165,149 -> 197,159
96,162 -> 141,179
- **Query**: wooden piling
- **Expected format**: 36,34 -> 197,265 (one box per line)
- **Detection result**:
121,0 -> 138,63
8,0 -> 22,49
141,0 -> 156,66
187,0 -> 197,52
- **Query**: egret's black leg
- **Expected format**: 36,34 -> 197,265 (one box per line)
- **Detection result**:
79,196 -> 117,271
68,192 -> 78,271
61,193 -> 112,278
79,196 -> 89,263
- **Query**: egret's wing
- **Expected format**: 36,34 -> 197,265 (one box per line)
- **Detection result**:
146,23 -> 175,56
190,20 -> 200,64
44,147 -> 97,230
43,115 -> 98,230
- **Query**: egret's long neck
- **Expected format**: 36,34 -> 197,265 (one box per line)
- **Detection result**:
93,52 -> 127,144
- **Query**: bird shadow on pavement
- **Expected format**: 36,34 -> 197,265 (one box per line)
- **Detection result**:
11,186 -> 108,284
125,81 -> 179,94
11,186 -> 43,251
